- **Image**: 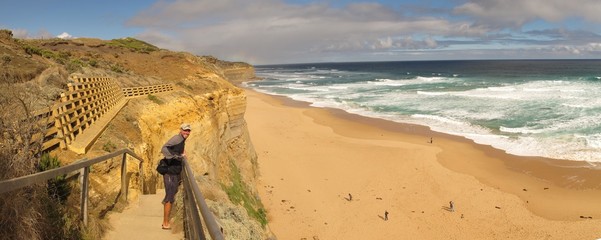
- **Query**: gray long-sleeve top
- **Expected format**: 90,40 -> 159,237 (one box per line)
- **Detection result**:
161,133 -> 186,159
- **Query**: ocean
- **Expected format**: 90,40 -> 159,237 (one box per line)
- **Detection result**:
244,60 -> 601,163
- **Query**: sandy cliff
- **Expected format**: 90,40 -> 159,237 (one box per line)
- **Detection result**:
0,31 -> 270,239
132,75 -> 267,239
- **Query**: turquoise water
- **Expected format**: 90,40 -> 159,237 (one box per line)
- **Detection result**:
245,60 -> 601,162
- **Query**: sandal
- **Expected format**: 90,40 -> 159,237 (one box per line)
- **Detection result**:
161,224 -> 171,230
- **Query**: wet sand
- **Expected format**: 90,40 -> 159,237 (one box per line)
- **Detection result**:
244,89 -> 601,239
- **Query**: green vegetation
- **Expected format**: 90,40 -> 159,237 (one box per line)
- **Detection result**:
22,45 -> 72,64
24,45 -> 46,56
107,37 -> 159,53
110,64 -> 125,73
37,154 -> 82,240
176,81 -> 193,90
66,59 -> 83,73
88,59 -> 98,67
38,153 -> 71,203
147,94 -> 164,104
102,140 -> 117,152
222,160 -> 268,227
1,53 -> 11,65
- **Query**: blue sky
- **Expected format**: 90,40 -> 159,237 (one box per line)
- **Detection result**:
2,0 -> 601,64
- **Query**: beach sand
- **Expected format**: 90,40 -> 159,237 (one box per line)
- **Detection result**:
244,89 -> 601,239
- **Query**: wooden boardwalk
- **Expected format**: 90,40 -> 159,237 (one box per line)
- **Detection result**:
104,189 -> 183,240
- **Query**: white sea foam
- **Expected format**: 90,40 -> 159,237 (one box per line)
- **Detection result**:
282,83 -> 329,92
417,91 -> 448,96
487,86 -> 515,92
454,91 -> 521,100
562,103 -> 592,108
543,115 -> 599,133
499,126 -> 545,134
579,134 -> 601,148
412,114 -> 467,126
416,76 -> 447,82
373,77 -> 451,86
523,88 -> 554,92
454,79 -> 597,101
559,89 -> 586,93
328,85 -> 349,90
371,79 -> 407,86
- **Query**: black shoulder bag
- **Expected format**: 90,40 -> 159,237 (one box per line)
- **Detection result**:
156,158 -> 169,175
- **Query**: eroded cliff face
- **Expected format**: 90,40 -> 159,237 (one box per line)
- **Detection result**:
135,84 -> 256,189
121,66 -> 269,239
224,67 -> 260,84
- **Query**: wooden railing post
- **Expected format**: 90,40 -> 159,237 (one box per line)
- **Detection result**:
121,153 -> 128,201
80,166 -> 90,227
139,161 -> 144,194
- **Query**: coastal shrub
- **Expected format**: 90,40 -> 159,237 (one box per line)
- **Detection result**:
88,59 -> 98,67
58,51 -> 71,60
24,45 -> 43,56
176,81 -> 193,90
107,37 -> 159,53
38,153 -> 71,203
102,140 -> 117,152
66,59 -> 83,73
110,64 -> 124,73
22,45 -> 63,62
40,49 -> 58,60
1,53 -> 12,65
222,160 -> 268,227
37,153 -> 81,240
147,94 -> 163,105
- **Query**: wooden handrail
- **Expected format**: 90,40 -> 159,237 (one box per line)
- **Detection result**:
0,149 -> 143,194
0,148 -> 144,226
181,157 -> 224,240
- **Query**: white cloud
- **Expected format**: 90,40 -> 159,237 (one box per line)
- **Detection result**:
585,42 -> 601,51
128,0 -> 473,64
57,32 -> 73,39
127,0 -> 601,64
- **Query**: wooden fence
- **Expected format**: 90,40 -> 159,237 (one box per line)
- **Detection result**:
34,77 -> 174,153
31,107 -> 61,151
56,77 -> 125,148
122,84 -> 174,98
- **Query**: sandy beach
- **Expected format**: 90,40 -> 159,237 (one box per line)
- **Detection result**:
244,89 -> 601,239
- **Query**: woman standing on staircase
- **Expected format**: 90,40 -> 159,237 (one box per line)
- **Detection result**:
160,123 -> 191,230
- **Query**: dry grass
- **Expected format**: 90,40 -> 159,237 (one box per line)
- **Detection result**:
0,84 -> 48,240
0,84 -> 82,240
